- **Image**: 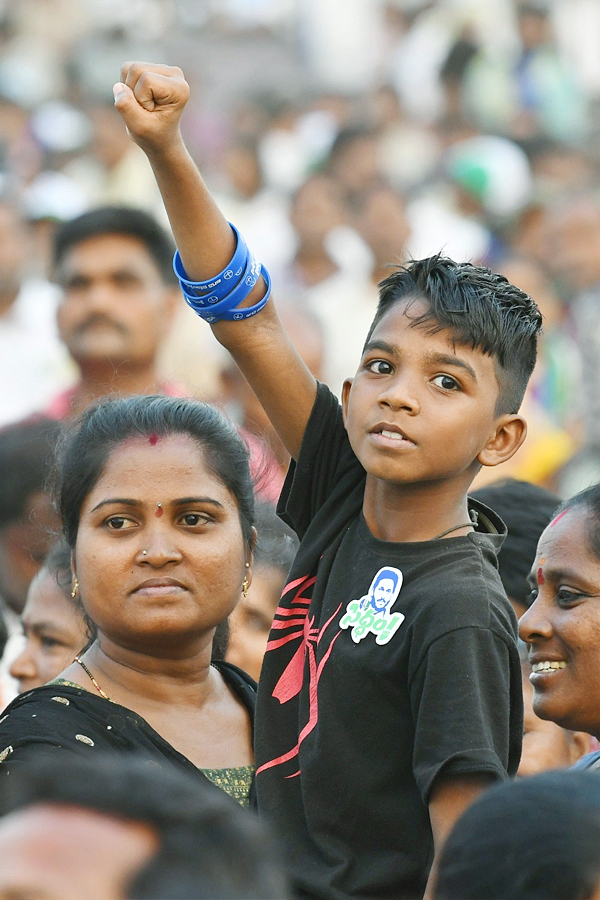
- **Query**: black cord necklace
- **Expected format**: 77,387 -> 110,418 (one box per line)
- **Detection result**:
432,521 -> 474,540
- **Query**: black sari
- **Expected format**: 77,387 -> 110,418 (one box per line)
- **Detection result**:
0,660 -> 257,805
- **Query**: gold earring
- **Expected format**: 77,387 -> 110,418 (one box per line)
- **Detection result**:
71,578 -> 79,599
242,575 -> 250,598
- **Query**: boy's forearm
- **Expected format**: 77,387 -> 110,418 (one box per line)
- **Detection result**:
425,772 -> 493,899
146,140 -> 274,346
145,139 -> 237,283
115,63 -> 317,459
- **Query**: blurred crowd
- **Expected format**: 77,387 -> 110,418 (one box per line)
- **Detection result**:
3,0 -> 600,488
5,0 -> 600,897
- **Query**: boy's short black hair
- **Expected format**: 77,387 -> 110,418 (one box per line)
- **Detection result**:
52,206 -> 177,285
471,479 -> 559,609
365,255 -> 543,415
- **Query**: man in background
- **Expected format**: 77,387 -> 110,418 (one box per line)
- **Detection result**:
46,206 -> 182,419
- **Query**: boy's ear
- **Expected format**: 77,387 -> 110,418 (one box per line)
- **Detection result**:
341,378 -> 353,426
477,414 -> 527,468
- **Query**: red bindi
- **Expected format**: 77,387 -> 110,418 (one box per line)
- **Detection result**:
155,503 -> 163,517
537,567 -> 545,586
149,434 -> 158,446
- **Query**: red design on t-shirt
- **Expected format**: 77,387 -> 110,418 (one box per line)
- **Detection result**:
256,573 -> 342,777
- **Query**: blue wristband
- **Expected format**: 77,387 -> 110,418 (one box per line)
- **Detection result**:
173,222 -> 248,301
181,252 -> 261,315
205,266 -> 272,323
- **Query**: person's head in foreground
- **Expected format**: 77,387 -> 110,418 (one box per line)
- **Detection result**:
472,478 -> 560,618
9,539 -> 91,694
342,255 -> 542,494
434,770 -> 600,900
519,482 -> 600,739
0,752 -> 288,900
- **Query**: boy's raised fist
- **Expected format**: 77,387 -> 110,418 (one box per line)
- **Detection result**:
113,62 -> 190,153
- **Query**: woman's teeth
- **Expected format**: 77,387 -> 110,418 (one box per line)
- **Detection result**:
531,661 -> 567,673
381,430 -> 405,441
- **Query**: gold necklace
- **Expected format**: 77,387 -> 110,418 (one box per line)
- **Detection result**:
74,655 -> 111,701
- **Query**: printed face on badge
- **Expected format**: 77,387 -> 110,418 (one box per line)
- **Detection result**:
371,576 -> 397,613
340,566 -> 405,645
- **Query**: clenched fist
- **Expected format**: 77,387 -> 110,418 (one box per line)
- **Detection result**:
113,62 -> 190,155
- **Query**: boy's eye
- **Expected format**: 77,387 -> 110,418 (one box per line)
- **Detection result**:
105,516 -> 136,530
432,374 -> 460,391
366,359 -> 393,375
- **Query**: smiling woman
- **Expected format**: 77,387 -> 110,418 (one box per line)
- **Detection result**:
519,483 -> 600,757
0,396 -> 258,807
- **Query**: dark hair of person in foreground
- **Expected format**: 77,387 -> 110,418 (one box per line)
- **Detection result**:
0,752 -> 289,900
435,770 -> 600,900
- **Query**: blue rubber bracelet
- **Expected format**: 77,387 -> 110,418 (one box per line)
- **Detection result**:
191,265 -> 272,323
173,222 -> 248,299
181,252 -> 261,315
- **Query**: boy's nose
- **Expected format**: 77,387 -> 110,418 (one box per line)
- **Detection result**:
378,377 -> 421,414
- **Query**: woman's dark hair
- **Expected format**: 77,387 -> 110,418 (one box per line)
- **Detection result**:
43,538 -> 97,648
57,395 -> 255,553
471,479 -> 560,608
436,771 -> 600,900
551,483 -> 600,561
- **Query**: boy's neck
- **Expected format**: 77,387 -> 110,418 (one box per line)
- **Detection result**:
362,474 -> 474,543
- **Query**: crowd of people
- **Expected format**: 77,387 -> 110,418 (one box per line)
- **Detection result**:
4,1 -> 600,898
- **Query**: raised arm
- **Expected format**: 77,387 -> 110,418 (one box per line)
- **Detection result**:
113,62 -> 317,460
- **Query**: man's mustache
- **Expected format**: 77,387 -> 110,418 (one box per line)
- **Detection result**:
74,314 -> 130,337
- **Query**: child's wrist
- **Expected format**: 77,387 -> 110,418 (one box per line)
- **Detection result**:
141,131 -> 188,165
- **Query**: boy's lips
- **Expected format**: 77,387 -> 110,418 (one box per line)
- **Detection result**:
369,423 -> 416,448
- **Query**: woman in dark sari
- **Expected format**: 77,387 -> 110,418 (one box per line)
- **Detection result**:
0,395 -> 257,806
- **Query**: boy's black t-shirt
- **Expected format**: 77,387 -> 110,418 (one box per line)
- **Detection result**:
254,383 -> 523,900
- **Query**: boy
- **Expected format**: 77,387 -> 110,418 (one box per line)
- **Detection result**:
113,63 -> 542,899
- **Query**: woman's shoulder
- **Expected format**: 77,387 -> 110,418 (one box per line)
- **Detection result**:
0,683 -> 139,757
1,682 -> 92,718
212,661 -> 257,714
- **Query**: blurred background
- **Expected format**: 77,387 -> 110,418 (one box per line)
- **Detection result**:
3,0 -> 600,496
